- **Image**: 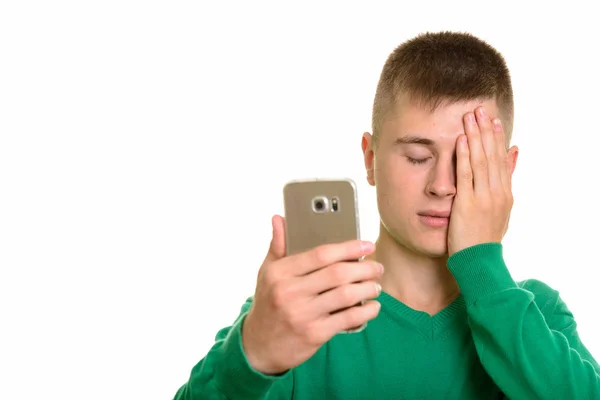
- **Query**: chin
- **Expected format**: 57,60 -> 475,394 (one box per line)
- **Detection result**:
386,226 -> 449,258
401,238 -> 448,258
415,243 -> 448,258
415,233 -> 449,258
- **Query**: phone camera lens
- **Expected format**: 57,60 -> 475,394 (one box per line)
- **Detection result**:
312,196 -> 328,213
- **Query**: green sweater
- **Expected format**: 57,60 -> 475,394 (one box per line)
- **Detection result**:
174,243 -> 600,399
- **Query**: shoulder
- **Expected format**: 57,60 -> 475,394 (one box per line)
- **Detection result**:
517,278 -> 558,299
516,278 -> 573,325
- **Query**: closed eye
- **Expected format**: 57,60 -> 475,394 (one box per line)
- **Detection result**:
407,157 -> 431,165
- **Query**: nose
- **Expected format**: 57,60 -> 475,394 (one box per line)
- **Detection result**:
426,159 -> 456,198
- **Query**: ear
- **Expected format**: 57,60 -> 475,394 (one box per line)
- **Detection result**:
362,132 -> 376,186
507,145 -> 519,176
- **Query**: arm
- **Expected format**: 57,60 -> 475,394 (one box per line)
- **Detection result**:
173,298 -> 293,400
173,216 -> 381,399
448,243 -> 600,400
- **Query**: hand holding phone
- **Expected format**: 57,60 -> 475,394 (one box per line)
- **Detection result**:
284,178 -> 373,333
241,180 -> 383,376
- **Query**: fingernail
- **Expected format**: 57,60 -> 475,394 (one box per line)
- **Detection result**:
478,107 -> 486,117
377,263 -> 384,274
466,113 -> 475,124
375,283 -> 382,295
493,118 -> 502,132
361,241 -> 375,252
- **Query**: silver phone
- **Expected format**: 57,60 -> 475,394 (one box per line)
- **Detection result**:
283,178 -> 366,333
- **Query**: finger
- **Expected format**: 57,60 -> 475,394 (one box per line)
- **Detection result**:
492,118 -> 510,189
455,134 -> 473,195
320,300 -> 381,335
464,110 -> 489,193
313,280 -> 381,315
478,111 -> 502,191
298,260 -> 383,296
283,240 -> 375,277
264,215 -> 286,263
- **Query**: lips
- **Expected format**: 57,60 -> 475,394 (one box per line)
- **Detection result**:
417,210 -> 451,228
418,210 -> 451,218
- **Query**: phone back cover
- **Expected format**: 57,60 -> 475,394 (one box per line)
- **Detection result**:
283,179 -> 360,256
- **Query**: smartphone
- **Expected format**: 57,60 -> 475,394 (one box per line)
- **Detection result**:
283,178 -> 366,333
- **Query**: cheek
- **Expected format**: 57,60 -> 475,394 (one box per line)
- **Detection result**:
374,156 -> 398,186
375,156 -> 425,192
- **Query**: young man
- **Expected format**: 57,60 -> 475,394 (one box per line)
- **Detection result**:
174,31 -> 600,399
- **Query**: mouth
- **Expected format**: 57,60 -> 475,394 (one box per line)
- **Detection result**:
417,210 -> 451,228
418,210 -> 451,218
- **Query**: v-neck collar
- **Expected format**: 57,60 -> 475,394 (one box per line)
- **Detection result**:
377,290 -> 467,340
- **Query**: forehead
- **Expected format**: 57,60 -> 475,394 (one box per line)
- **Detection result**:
381,95 -> 500,147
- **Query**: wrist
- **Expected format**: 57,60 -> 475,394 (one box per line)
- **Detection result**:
241,312 -> 288,376
213,312 -> 287,399
447,242 -> 516,304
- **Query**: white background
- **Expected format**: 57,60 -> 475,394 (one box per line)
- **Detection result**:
1,1 -> 599,399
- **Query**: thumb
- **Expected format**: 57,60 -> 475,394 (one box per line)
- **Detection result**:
265,214 -> 286,262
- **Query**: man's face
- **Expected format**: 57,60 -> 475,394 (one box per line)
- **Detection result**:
362,96 -> 517,258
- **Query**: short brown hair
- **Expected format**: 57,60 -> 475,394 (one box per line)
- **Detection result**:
372,31 -> 514,144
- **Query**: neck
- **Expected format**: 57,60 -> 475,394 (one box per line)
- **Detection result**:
368,223 -> 460,316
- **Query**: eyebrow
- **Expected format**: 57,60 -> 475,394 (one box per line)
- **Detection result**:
393,135 -> 435,146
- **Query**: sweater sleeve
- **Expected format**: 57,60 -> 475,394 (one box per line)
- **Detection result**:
447,243 -> 600,400
173,298 -> 293,400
